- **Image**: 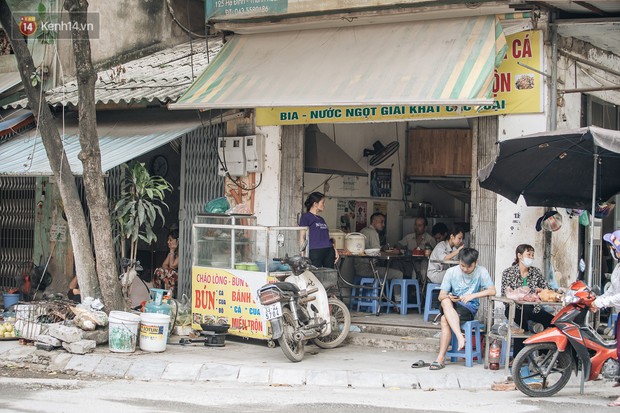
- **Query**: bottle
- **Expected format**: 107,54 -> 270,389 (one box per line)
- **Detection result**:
489,339 -> 501,370
528,321 -> 544,334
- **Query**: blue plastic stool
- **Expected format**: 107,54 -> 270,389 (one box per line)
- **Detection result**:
445,320 -> 483,367
350,277 -> 379,313
385,279 -> 421,315
423,283 -> 442,322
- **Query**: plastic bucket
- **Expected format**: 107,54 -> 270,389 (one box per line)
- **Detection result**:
2,293 -> 19,309
139,313 -> 170,352
108,311 -> 141,353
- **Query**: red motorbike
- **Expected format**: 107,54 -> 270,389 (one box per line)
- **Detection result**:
513,280 -> 619,397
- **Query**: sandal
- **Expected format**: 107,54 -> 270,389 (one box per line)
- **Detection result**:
411,360 -> 430,368
429,361 -> 445,370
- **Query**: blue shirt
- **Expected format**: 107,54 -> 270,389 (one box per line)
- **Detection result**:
299,212 -> 332,250
440,264 -> 493,314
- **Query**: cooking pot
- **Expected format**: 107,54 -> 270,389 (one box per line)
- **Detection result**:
345,232 -> 366,254
418,202 -> 433,218
329,229 -> 346,249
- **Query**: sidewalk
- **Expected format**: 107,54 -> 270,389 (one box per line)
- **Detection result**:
0,336 -> 537,390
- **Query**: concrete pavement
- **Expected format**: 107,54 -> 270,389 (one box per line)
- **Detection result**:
0,336 -> 597,392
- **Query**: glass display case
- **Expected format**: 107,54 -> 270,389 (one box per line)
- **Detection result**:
191,220 -> 308,339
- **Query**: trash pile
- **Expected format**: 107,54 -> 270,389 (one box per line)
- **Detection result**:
19,297 -> 109,355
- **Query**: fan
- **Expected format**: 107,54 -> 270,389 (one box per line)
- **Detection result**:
363,140 -> 400,166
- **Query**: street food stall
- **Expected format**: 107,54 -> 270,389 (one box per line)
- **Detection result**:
191,214 -> 308,339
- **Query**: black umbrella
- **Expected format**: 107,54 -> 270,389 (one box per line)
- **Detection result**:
478,126 -> 620,209
478,125 -> 620,283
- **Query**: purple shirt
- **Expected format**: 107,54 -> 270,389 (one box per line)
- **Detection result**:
299,212 -> 332,250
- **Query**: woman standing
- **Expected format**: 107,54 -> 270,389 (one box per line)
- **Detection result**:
592,230 -> 620,407
501,244 -> 554,356
299,192 -> 339,268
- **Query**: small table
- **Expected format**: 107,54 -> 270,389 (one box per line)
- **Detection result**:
343,253 -> 424,316
484,296 -> 564,376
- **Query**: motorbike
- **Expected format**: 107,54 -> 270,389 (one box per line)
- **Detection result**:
513,280 -> 619,397
257,255 -> 351,362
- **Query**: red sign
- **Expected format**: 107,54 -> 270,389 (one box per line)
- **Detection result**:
19,16 -> 37,36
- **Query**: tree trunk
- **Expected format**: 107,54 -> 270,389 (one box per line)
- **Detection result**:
0,0 -> 101,300
64,0 -> 124,311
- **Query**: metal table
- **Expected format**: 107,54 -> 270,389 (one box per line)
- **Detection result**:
341,253 -> 425,316
484,296 -> 563,376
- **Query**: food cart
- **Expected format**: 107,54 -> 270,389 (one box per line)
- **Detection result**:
191,214 -> 308,339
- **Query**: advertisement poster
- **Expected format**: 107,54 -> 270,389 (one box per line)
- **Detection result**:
337,199 -> 356,233
192,266 -> 275,339
370,168 -> 392,198
355,201 -> 367,232
255,30 -> 543,126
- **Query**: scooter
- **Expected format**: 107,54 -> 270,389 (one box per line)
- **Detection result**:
257,255 -> 351,362
512,280 -> 619,397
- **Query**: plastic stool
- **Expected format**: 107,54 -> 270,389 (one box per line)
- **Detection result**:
385,279 -> 421,315
445,320 -> 483,367
350,277 -> 379,313
423,283 -> 442,322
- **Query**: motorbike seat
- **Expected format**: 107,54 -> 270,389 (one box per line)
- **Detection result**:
275,282 -> 300,293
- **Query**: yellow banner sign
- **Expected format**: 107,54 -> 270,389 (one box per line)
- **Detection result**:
191,266 -> 275,339
255,30 -> 542,126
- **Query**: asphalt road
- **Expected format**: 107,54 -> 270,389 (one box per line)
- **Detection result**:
0,375 -> 617,413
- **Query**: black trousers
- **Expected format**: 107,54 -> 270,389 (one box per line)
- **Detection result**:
309,247 -> 336,269
506,305 -> 554,356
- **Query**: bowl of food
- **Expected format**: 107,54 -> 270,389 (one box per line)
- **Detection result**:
364,248 -> 380,256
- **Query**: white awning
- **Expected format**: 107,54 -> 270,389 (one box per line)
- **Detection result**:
170,16 -> 507,110
0,110 -> 202,176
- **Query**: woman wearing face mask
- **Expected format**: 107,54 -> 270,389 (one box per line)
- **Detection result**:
501,244 -> 554,357
591,230 -> 620,406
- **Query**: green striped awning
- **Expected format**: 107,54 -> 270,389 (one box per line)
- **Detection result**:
170,16 -> 507,110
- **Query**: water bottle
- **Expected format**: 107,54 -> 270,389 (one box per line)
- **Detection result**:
489,339 -> 501,371
491,322 -> 509,336
528,321 -> 544,334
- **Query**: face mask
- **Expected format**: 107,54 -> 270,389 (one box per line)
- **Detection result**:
521,257 -> 534,268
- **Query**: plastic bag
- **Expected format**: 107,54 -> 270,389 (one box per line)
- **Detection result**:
174,294 -> 191,326
505,286 -> 530,301
225,200 -> 252,215
204,197 -> 230,214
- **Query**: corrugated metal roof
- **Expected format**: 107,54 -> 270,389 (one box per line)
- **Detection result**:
0,72 -> 21,95
6,39 -> 223,109
0,109 -> 203,176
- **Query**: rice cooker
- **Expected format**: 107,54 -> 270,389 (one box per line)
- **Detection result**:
345,232 -> 366,254
329,229 -> 346,250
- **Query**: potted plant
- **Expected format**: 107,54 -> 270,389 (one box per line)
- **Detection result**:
113,162 -> 172,305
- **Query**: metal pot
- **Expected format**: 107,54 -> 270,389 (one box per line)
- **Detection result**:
418,202 -> 433,218
345,232 -> 366,254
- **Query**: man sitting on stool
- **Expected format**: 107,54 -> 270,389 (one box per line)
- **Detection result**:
428,248 -> 495,370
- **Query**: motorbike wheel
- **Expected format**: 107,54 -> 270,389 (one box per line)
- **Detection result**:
512,343 -> 573,397
313,298 -> 351,349
277,307 -> 305,362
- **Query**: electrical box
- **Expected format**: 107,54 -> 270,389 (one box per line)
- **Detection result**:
217,137 -> 246,177
244,135 -> 264,173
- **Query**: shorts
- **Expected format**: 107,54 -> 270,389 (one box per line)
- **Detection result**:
439,302 -> 474,322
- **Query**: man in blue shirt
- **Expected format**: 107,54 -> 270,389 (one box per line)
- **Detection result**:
429,248 -> 496,370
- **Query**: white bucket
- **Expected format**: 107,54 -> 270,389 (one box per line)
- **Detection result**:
108,311 -> 141,353
139,313 -> 170,352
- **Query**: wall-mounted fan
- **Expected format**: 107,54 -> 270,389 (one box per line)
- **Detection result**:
363,140 -> 400,166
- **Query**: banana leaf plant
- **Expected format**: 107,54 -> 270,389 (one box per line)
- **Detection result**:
113,162 -> 172,290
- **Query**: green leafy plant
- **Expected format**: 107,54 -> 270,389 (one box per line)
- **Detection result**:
113,162 -> 172,265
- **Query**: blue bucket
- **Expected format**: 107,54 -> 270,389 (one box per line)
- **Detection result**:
2,293 -> 19,309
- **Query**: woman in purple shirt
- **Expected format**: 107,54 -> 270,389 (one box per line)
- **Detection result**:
299,192 -> 339,268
